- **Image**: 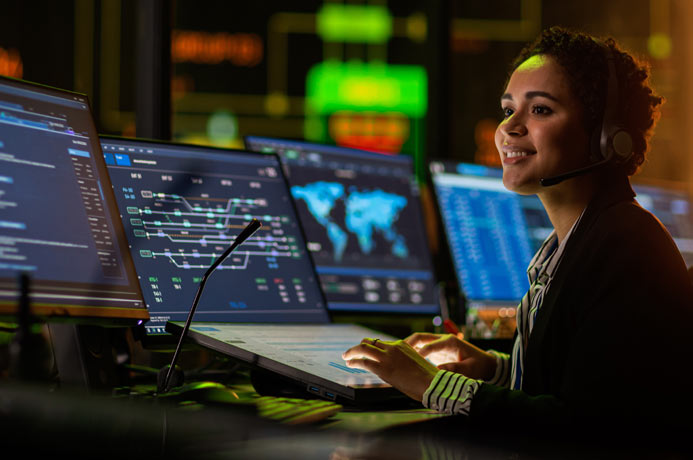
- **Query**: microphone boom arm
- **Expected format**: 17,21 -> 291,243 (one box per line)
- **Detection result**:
539,158 -> 610,187
158,218 -> 262,393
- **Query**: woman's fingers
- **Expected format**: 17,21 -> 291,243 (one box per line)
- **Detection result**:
404,332 -> 441,348
342,341 -> 386,361
343,338 -> 441,402
344,357 -> 380,372
417,334 -> 461,358
359,337 -> 390,349
343,339 -> 390,372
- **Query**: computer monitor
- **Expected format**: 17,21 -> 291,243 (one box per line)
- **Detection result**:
244,136 -> 439,315
0,76 -> 147,324
633,183 -> 693,267
100,137 -> 329,335
429,160 -> 552,338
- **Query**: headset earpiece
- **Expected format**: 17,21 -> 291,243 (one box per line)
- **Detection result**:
598,44 -> 634,164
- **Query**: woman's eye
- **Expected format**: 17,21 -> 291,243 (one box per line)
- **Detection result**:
532,105 -> 553,115
502,107 -> 514,118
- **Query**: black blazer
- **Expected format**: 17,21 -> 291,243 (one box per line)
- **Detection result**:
469,176 -> 693,436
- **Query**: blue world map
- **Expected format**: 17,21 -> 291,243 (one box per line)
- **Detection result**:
292,181 -> 409,262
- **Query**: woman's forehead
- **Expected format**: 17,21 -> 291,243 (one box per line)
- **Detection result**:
516,54 -> 549,72
505,54 -> 573,99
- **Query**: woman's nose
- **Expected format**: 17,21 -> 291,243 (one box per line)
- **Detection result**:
500,113 -> 527,137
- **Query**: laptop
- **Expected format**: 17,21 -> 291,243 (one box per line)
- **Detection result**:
428,160 -> 552,339
100,136 -> 403,404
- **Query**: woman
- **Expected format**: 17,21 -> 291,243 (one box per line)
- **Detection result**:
343,27 -> 693,434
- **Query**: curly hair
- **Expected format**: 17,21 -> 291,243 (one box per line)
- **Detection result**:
509,26 -> 664,176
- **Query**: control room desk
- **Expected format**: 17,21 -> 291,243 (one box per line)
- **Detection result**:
1,383 -> 687,459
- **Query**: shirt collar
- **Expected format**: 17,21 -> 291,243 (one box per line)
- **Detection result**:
528,207 -> 587,283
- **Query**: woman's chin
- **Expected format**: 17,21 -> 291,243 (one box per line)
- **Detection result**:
502,175 -> 538,195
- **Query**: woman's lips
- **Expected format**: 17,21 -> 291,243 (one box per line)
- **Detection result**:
502,149 -> 536,164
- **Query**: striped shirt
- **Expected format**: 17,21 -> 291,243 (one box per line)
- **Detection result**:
422,211 -> 585,414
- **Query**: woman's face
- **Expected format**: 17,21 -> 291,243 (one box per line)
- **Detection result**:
494,54 -> 591,195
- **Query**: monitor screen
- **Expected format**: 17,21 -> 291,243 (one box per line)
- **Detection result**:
429,161 -> 552,338
101,137 -> 329,334
633,183 -> 693,267
245,136 -> 439,315
0,77 -> 147,323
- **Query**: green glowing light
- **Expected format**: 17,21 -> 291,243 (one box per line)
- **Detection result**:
317,4 -> 392,44
206,110 -> 238,145
516,54 -> 547,72
303,115 -> 325,140
306,61 -> 427,116
647,33 -> 672,60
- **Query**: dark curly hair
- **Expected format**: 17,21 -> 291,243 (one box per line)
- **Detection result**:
508,26 -> 664,176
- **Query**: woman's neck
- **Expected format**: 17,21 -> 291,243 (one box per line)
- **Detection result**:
538,176 -> 598,244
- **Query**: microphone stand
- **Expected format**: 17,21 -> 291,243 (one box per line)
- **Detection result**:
157,218 -> 262,394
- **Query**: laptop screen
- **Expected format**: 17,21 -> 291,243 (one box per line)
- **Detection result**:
0,76 -> 147,322
429,161 -> 552,338
101,137 -> 329,334
245,136 -> 439,315
633,183 -> 693,267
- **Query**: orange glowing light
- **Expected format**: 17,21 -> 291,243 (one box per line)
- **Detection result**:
0,47 -> 23,79
171,30 -> 263,67
328,111 -> 410,153
474,118 -> 501,167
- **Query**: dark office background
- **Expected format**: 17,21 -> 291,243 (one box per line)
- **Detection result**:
0,0 -> 690,189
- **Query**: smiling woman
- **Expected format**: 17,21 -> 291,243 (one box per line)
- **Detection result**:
342,26 -> 693,441
496,53 -> 593,205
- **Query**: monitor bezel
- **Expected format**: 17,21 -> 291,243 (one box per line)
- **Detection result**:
0,75 -> 148,325
243,135 -> 441,319
99,134 -> 333,332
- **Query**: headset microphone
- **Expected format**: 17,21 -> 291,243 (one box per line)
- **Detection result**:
539,158 -> 611,187
540,41 -> 633,187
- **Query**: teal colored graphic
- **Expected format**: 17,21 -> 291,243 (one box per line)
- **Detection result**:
345,188 -> 408,257
292,182 -> 409,261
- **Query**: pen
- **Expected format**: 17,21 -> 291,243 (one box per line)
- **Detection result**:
443,319 -> 464,339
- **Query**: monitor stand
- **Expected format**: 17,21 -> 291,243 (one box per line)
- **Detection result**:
47,324 -> 130,391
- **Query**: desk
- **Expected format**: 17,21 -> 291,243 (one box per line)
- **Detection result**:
1,382 -> 688,459
324,408 -> 448,432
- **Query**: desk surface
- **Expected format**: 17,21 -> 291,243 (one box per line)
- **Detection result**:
1,382 -> 688,460
323,407 -> 448,432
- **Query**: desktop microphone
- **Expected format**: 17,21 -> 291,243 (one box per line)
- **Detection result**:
157,218 -> 262,394
539,158 -> 610,187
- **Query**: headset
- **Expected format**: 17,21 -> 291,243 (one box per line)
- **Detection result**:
540,41 -> 634,187
595,43 -> 634,163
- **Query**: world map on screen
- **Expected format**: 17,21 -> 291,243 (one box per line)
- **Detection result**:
292,181 -> 409,261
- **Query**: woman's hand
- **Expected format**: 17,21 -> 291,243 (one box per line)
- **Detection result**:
405,333 -> 497,381
342,338 -> 439,402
